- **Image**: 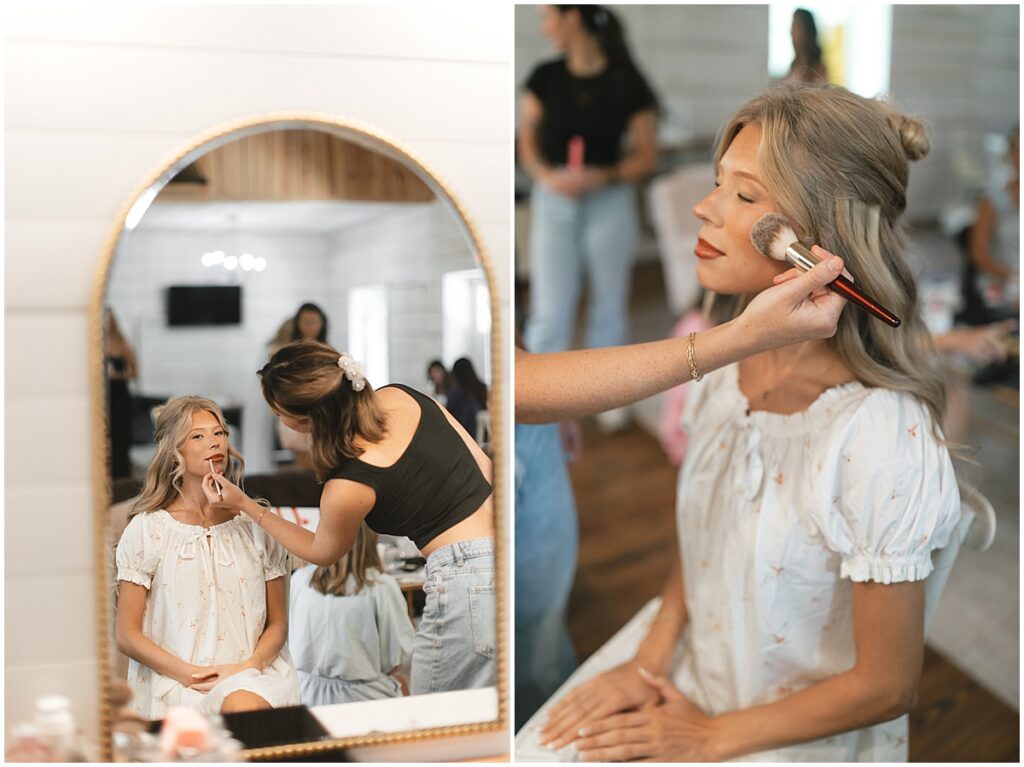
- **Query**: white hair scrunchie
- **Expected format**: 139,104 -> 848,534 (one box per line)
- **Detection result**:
337,353 -> 366,392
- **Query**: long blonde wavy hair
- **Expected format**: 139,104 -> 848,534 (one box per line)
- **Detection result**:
127,396 -> 246,520
713,83 -> 949,438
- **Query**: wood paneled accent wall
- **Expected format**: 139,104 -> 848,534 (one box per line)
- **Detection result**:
159,129 -> 436,203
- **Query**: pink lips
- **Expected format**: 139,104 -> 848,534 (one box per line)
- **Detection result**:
207,454 -> 224,463
694,238 -> 725,260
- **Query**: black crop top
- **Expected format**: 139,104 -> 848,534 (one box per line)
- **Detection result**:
328,384 -> 492,550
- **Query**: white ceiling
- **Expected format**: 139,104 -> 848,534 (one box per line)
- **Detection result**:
136,200 -> 423,234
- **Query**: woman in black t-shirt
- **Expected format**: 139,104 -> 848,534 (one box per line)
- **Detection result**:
204,340 -> 496,695
519,5 -> 658,429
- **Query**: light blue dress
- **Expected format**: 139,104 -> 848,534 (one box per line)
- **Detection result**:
288,566 -> 413,706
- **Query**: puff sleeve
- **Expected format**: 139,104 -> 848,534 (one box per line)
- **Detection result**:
254,520 -> 290,581
815,390 -> 961,584
115,513 -> 162,589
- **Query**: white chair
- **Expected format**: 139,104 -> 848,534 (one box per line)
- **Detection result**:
647,164 -> 715,317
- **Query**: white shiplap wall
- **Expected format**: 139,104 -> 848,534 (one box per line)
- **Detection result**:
109,228 -> 334,398
889,4 -> 1020,221
4,5 -> 510,740
325,201 -> 480,391
515,4 -> 1019,222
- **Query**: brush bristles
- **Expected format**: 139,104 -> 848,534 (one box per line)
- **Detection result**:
750,213 -> 797,262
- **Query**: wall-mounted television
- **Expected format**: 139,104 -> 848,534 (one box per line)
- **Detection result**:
166,286 -> 241,326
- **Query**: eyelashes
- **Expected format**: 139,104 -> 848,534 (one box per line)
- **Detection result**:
191,430 -> 227,440
714,181 -> 756,204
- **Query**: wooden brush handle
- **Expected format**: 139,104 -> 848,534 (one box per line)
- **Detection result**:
830,275 -> 901,328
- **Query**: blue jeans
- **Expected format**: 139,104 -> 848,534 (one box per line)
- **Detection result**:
410,538 -> 496,694
514,423 -> 578,731
525,182 -> 639,353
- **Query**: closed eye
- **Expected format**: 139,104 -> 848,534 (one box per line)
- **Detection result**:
715,180 -> 754,203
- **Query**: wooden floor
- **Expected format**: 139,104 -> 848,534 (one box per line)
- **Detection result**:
565,419 -> 1020,763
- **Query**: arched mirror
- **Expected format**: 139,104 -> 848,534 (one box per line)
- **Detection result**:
91,114 -> 505,760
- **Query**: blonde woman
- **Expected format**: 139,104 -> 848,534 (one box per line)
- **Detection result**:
115,396 -> 300,718
205,340 -> 494,695
289,524 -> 414,705
538,85 -> 961,761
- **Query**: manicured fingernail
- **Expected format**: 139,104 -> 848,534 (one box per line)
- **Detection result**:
638,666 -> 653,677
578,727 -> 588,736
830,258 -> 842,272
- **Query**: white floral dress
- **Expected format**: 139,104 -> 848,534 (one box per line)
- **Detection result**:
668,363 -> 961,761
116,510 -> 301,719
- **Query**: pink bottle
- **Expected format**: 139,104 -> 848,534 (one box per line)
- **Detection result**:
567,135 -> 585,170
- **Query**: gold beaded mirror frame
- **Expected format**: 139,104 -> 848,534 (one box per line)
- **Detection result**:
89,113 -> 507,760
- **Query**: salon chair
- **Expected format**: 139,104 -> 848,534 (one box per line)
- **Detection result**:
648,163 -> 715,317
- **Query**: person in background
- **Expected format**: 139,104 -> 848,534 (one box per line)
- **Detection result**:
519,4 -> 658,431
426,359 -> 453,405
932,319 -> 1018,440
273,302 -> 332,468
785,8 -> 828,85
514,421 -> 578,732
447,357 -> 489,438
105,307 -> 138,479
968,126 -> 1019,315
268,302 -> 330,358
291,302 -> 330,344
289,524 -> 414,705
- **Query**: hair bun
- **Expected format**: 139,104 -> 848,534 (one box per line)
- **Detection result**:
891,112 -> 930,161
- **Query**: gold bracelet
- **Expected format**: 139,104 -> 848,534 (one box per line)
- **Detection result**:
256,507 -> 267,527
686,332 -> 703,382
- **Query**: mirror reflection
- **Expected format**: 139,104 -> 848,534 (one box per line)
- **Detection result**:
104,125 -> 497,741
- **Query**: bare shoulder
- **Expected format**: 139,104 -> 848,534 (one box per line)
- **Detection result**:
321,477 -> 376,515
375,385 -> 421,415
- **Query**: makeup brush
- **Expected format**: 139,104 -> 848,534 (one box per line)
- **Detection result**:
750,213 -> 901,328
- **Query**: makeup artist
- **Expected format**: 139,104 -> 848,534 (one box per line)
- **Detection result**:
204,341 -> 495,696
519,5 -> 657,429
